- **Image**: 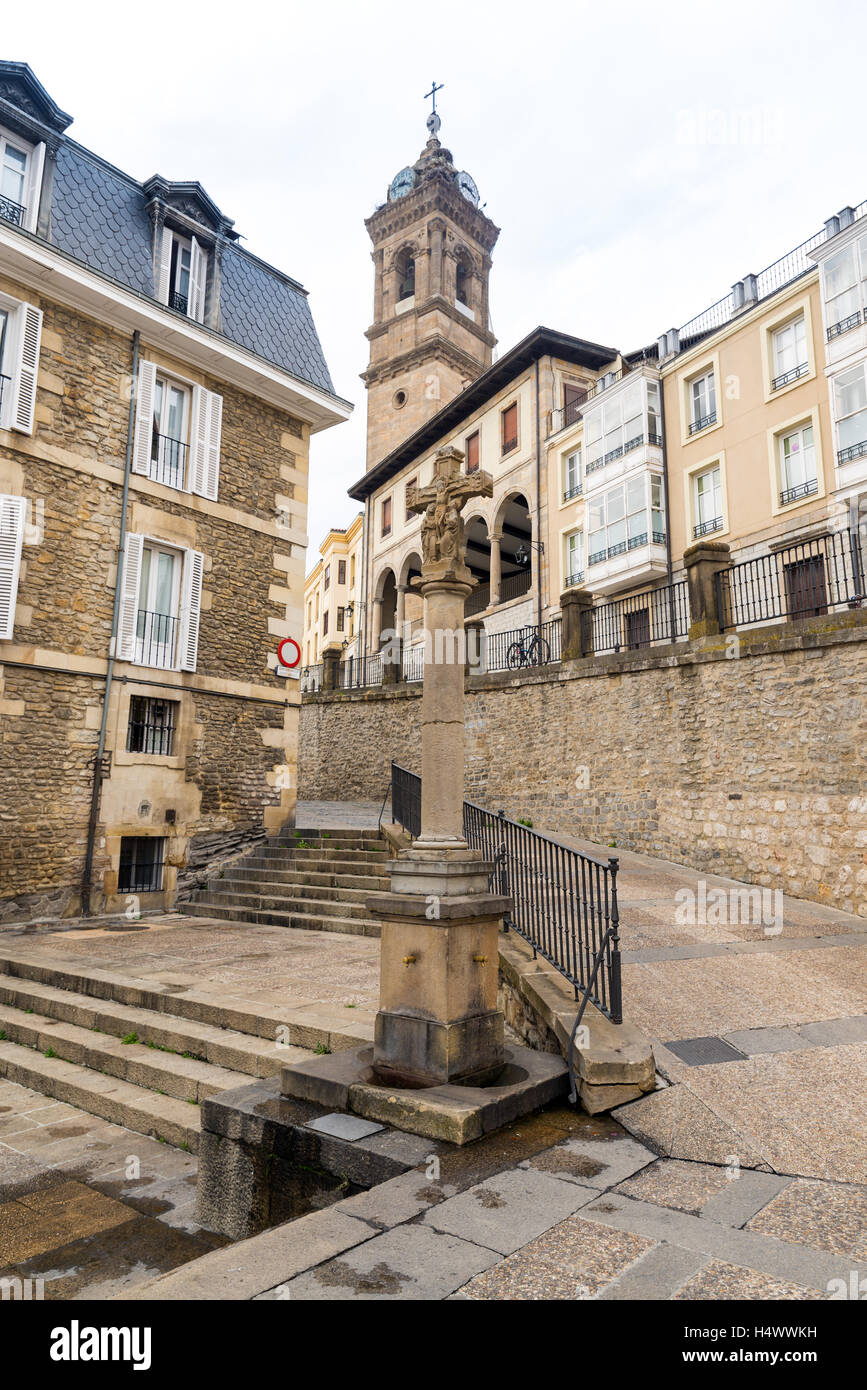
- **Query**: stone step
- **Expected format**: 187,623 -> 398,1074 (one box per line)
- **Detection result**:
200,888 -> 374,920
0,973 -> 308,1078
214,877 -> 381,906
0,957 -> 374,1050
184,900 -> 382,938
0,1001 -> 265,1106
253,846 -> 387,863
0,1037 -> 202,1152
215,866 -> 390,892
281,833 -> 385,850
237,850 -> 386,872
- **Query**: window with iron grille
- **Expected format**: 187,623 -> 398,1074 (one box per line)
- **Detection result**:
118,837 -> 166,893
126,696 -> 178,757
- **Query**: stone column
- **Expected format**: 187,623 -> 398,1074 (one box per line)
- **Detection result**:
489,533 -> 502,605
371,595 -> 383,645
561,587 -> 594,660
368,446 -> 510,1087
321,644 -> 341,692
396,583 -> 407,638
683,540 -> 732,639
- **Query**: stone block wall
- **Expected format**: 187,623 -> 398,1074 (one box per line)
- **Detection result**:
299,613 -> 867,918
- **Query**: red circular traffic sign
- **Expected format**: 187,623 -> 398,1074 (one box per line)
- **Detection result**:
277,638 -> 301,670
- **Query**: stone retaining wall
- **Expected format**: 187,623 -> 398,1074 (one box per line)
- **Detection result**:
300,612 -> 867,917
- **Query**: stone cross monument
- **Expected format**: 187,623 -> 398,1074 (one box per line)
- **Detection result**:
367,445 -> 511,1087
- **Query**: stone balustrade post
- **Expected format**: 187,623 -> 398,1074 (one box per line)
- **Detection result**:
560,586 -> 594,660
683,540 -> 732,638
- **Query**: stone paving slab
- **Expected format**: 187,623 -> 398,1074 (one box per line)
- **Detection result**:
264,1224 -> 498,1301
671,1259 -> 823,1300
578,1191 -> 867,1292
421,1167 -> 596,1255
521,1133 -> 655,1189
454,1215 -> 656,1300
746,1178 -> 867,1260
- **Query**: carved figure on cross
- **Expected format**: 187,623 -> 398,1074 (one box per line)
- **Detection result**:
406,446 -> 493,569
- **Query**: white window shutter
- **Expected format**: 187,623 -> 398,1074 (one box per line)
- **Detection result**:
12,303 -> 43,435
115,533 -> 144,660
189,236 -> 207,322
131,360 -> 157,476
25,143 -> 46,233
190,389 -> 221,501
157,225 -> 173,304
178,549 -> 204,672
0,494 -> 27,641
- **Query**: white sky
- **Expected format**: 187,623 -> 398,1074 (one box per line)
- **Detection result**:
5,1 -> 866,565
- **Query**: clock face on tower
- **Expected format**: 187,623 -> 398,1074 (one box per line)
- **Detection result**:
389,167 -> 416,201
456,171 -> 480,205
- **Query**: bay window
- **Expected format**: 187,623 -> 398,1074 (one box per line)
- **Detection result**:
823,240 -> 864,339
584,376 -> 661,473
833,364 -> 867,465
588,475 -> 665,566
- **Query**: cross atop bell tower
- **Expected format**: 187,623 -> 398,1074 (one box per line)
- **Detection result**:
362,95 -> 500,470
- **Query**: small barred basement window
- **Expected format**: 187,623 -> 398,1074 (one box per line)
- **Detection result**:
118,837 -> 166,894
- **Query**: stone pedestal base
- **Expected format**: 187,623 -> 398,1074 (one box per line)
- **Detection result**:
368,871 -> 511,1088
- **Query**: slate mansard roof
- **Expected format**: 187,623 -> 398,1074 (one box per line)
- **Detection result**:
0,62 -> 336,397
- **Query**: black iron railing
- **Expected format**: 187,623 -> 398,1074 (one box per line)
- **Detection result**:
717,528 -> 866,629
485,619 -> 561,673
401,645 -> 424,682
565,570 -> 585,588
134,610 -> 178,669
126,695 -> 177,756
0,195 -> 25,227
827,311 -> 861,341
465,580 -> 490,617
772,363 -> 809,391
694,516 -> 723,538
391,762 -> 421,840
150,432 -> 188,489
300,663 -> 323,692
463,800 -> 622,1021
583,579 -> 689,655
170,290 -> 189,314
500,569 -> 532,602
341,652 -> 382,689
689,411 -> 717,435
388,762 -> 622,1021
780,478 -> 818,507
563,482 -> 583,501
838,439 -> 867,466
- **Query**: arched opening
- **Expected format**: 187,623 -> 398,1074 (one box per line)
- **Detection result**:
396,248 -> 415,302
399,554 -> 424,642
455,260 -> 470,307
496,494 -> 533,605
464,516 -> 491,616
378,569 -> 398,640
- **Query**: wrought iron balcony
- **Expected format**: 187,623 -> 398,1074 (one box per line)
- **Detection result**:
563,482 -> 582,501
827,311 -> 861,341
780,478 -> 818,506
689,411 -> 717,435
501,436 -> 518,456
134,610 -> 178,670
170,290 -> 189,314
694,516 -> 723,538
150,433 -> 188,489
837,438 -> 867,466
0,195 -> 25,227
772,362 -> 808,391
565,571 -> 585,587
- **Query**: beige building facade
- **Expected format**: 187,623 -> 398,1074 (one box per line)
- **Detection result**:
303,512 -> 363,673
0,62 -> 348,920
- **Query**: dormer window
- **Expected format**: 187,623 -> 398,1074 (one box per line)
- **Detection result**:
158,226 -> 207,323
0,126 -> 44,233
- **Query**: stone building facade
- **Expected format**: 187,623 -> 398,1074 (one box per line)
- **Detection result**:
0,61 -> 349,920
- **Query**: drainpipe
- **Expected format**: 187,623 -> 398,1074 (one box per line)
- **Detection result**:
535,358 -> 543,637
81,330 -> 140,915
658,364 -> 677,638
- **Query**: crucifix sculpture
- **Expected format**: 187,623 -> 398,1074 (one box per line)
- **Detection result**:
406,446 -> 492,575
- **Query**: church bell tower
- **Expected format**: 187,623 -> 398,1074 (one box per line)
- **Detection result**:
362,93 -> 500,470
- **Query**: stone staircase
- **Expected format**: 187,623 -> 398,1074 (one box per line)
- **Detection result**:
0,954 -> 373,1154
184,828 -> 388,937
